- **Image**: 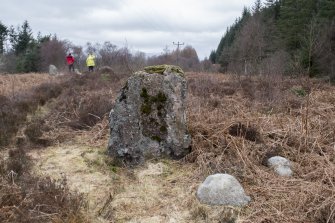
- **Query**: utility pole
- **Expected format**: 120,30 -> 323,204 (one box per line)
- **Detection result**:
173,41 -> 184,65
163,45 -> 169,59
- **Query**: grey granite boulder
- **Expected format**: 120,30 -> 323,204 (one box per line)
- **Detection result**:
108,65 -> 191,165
267,156 -> 293,176
197,174 -> 251,206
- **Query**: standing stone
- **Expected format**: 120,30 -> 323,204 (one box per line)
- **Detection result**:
267,156 -> 293,176
74,68 -> 82,75
197,174 -> 251,207
108,65 -> 191,165
48,64 -> 58,76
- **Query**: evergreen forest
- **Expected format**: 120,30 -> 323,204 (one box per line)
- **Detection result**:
211,0 -> 335,79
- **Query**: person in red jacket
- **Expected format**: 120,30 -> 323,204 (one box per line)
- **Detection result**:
66,53 -> 75,72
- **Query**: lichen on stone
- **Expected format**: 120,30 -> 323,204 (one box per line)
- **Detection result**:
143,64 -> 184,76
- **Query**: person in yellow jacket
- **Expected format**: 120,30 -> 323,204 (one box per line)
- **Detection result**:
86,53 -> 96,72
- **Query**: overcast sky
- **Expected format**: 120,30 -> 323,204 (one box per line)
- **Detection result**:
1,0 -> 256,59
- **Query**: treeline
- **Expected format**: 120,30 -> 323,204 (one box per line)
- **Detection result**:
211,0 -> 335,79
0,20 -> 213,74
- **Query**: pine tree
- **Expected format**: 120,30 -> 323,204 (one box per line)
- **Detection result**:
209,50 -> 216,63
9,20 -> 33,56
263,0 -> 281,20
8,20 -> 41,73
318,0 -> 335,19
216,8 -> 251,70
0,21 -> 7,54
213,0 -> 334,76
252,0 -> 262,15
278,0 -> 319,52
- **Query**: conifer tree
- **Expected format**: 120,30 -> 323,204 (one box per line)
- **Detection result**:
0,21 -> 7,54
213,0 -> 334,77
9,20 -> 33,56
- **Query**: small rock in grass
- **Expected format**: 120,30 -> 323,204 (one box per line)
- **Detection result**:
267,156 -> 293,177
197,173 -> 251,207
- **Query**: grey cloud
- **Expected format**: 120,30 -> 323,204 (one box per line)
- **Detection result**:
1,0 -> 255,59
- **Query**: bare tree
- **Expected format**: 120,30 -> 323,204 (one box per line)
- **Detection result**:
314,19 -> 335,80
71,45 -> 85,71
230,12 -> 266,75
99,41 -> 118,67
130,51 -> 146,72
39,35 -> 68,71
178,45 -> 200,71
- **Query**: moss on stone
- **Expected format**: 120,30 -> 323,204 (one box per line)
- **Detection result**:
140,88 -> 149,101
160,125 -> 167,133
156,92 -> 167,103
140,88 -> 147,97
140,89 -> 167,116
119,83 -> 129,102
139,88 -> 168,142
157,104 -> 163,110
151,135 -> 162,142
140,88 -> 152,115
151,91 -> 167,103
143,65 -> 184,77
141,103 -> 152,115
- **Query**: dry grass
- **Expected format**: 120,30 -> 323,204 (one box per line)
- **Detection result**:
0,71 -> 125,147
0,81 -> 63,147
1,71 -> 334,222
185,72 -> 335,223
0,147 -> 89,223
0,71 -> 122,222
0,73 -> 54,97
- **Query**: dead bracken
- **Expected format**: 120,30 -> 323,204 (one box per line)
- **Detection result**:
1,71 -> 334,222
228,122 -> 261,142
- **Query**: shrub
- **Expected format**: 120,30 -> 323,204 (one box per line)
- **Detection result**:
6,148 -> 30,176
0,95 -> 26,147
0,148 -> 88,223
0,81 -> 62,147
188,75 -> 236,98
33,82 -> 62,105
0,176 -> 88,223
